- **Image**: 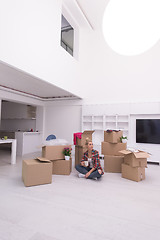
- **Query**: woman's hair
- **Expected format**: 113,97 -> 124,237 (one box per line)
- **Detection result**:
85,137 -> 92,146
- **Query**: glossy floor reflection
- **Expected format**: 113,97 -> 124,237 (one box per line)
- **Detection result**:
0,150 -> 160,240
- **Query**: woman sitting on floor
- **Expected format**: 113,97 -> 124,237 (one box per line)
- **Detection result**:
75,138 -> 104,180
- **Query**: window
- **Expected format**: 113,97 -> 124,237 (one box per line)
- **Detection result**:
61,15 -> 74,56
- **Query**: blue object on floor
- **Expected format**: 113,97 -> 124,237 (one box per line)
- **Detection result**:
46,134 -> 56,141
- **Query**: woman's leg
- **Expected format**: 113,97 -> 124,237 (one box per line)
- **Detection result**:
87,169 -> 102,179
75,164 -> 90,174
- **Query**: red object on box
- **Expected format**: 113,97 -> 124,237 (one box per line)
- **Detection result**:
73,133 -> 82,145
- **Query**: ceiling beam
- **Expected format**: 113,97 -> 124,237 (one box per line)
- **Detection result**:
75,0 -> 94,30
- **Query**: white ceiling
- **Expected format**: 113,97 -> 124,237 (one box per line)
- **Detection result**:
0,60 -> 79,100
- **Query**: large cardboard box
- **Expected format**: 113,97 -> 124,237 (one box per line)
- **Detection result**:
22,157 -> 52,187
76,131 -> 94,146
119,150 -> 149,167
75,145 -> 87,166
104,155 -> 124,173
52,159 -> 72,175
101,142 -> 127,156
104,130 -> 123,143
122,163 -> 145,182
42,145 -> 71,160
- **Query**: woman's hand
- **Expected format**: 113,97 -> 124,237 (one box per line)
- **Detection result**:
81,161 -> 85,166
85,172 -> 90,178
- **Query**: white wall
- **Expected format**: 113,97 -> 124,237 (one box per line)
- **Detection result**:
0,0 -> 81,96
44,100 -> 82,145
79,28 -> 160,104
1,1 -> 159,104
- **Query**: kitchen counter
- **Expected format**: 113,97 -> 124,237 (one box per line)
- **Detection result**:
15,132 -> 43,155
15,131 -> 42,135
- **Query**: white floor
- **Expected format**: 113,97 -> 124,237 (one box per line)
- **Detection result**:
0,150 -> 160,240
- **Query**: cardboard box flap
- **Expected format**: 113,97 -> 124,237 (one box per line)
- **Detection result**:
119,150 -> 132,155
119,150 -> 150,158
133,151 -> 150,159
36,157 -> 51,163
82,130 -> 95,135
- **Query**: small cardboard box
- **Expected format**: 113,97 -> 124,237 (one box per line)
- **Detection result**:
104,155 -> 124,173
119,150 -> 149,167
42,145 -> 71,160
122,163 -> 145,182
52,158 -> 72,175
76,131 -> 94,146
22,157 -> 52,187
75,145 -> 87,166
101,142 -> 127,156
104,130 -> 123,143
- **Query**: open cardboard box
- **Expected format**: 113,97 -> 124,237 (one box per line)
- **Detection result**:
22,157 -> 52,187
119,150 -> 150,167
76,130 -> 94,146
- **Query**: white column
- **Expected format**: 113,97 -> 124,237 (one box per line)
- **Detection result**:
11,139 -> 17,164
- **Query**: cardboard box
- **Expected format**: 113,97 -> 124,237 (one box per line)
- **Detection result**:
104,130 -> 123,143
122,163 -> 145,182
52,159 -> 72,175
75,145 -> 87,166
101,142 -> 127,156
119,150 -> 149,167
42,145 -> 71,160
76,130 -> 94,146
104,155 -> 124,173
22,157 -> 52,187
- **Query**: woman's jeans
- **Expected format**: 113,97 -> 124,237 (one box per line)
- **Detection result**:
75,164 -> 102,179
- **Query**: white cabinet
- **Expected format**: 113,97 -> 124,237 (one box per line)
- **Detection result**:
104,115 -> 117,130
2,101 -> 36,119
82,115 -> 93,130
82,114 -> 129,133
117,115 -> 129,135
82,114 -> 130,153
93,115 -> 104,130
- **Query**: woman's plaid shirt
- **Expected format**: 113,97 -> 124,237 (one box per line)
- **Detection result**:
81,149 -> 104,175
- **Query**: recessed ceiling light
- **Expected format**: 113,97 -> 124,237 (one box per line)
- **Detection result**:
102,0 -> 160,56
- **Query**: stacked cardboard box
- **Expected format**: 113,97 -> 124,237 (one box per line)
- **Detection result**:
75,131 -> 94,166
120,150 -> 150,182
42,144 -> 72,175
52,158 -> 72,175
101,130 -> 127,173
42,145 -> 71,160
75,145 -> 87,166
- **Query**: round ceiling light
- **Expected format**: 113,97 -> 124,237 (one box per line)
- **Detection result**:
102,0 -> 160,56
